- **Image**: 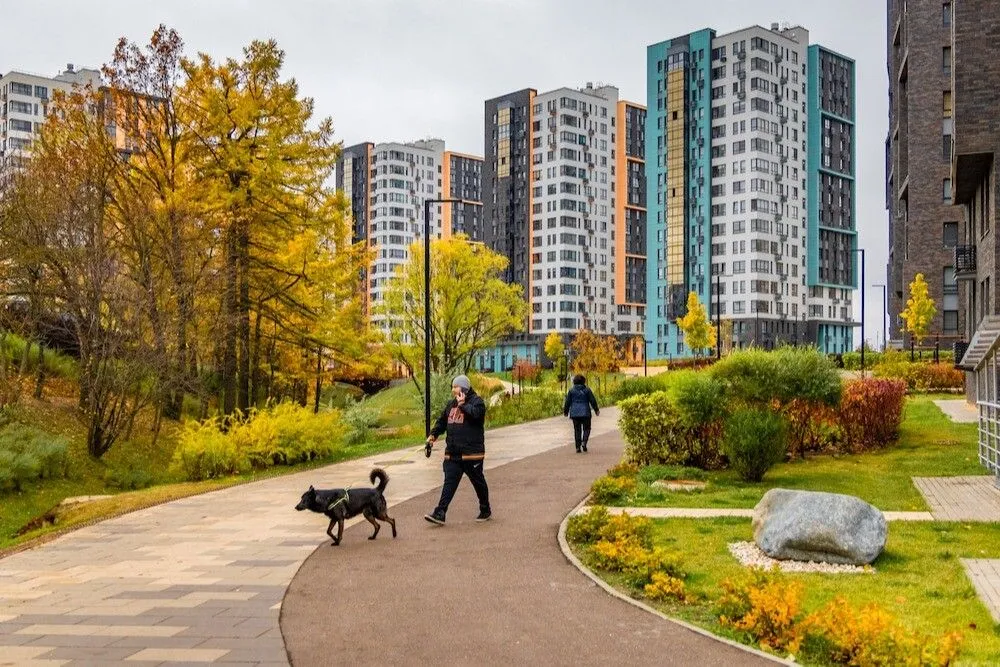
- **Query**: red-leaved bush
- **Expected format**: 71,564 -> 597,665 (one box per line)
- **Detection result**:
512,359 -> 542,383
838,378 -> 907,452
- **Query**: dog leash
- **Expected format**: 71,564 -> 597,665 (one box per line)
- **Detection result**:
333,443 -> 429,494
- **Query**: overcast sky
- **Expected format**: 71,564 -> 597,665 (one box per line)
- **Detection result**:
1,0 -> 889,346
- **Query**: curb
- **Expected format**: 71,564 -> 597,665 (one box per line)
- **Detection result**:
557,496 -> 794,666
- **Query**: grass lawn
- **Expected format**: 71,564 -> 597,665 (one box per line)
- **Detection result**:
574,517 -> 1000,665
617,396 -> 982,511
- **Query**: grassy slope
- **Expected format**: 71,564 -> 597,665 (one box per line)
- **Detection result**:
621,396 -> 982,511
575,518 -> 1000,665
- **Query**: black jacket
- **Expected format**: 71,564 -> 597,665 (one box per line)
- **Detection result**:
430,389 -> 487,459
564,384 -> 599,419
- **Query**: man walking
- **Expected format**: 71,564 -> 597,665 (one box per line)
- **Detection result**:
424,375 -> 491,525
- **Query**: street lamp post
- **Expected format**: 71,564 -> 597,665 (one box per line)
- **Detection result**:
853,247 -> 866,373
423,197 -> 460,438
872,283 -> 887,352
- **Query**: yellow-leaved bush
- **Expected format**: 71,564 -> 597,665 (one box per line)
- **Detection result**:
567,507 -> 688,602
717,570 -> 964,664
802,597 -> 963,667
171,403 -> 344,481
717,568 -> 805,655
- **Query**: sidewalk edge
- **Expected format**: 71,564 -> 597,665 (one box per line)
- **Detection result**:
556,497 -> 794,666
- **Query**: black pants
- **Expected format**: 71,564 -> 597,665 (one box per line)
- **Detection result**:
434,458 -> 490,516
572,417 -> 592,449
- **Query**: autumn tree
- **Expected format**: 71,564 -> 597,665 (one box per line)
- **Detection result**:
378,235 -> 526,389
570,329 -> 623,374
1,84 -> 159,457
901,273 -> 937,345
676,291 -> 717,356
178,39 -> 368,415
544,331 -> 565,367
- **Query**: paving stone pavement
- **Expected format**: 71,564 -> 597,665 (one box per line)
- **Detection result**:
962,559 -> 1000,623
913,476 -> 1000,522
0,410 -> 617,666
933,399 -> 979,424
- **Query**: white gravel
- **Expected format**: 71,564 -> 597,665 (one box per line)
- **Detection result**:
727,542 -> 875,574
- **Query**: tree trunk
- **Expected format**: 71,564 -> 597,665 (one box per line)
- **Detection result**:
313,348 -> 322,414
33,344 -> 45,399
221,223 -> 239,416
251,309 -> 263,406
237,223 -> 251,412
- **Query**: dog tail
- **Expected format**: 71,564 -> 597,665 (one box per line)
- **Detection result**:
370,468 -> 389,493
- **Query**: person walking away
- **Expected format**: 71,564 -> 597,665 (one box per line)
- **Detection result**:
563,374 -> 599,453
424,375 -> 491,525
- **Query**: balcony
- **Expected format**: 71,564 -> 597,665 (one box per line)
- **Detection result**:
954,245 -> 976,280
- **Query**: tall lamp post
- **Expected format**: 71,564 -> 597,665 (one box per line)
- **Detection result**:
872,282 -> 887,352
423,197 -> 460,438
714,270 -> 722,360
853,247 -> 866,373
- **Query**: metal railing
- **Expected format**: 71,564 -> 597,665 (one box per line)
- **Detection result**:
978,400 -> 1000,477
955,245 -> 977,277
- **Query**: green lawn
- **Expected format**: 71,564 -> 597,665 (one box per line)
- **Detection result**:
574,517 -> 1000,665
618,396 -> 982,511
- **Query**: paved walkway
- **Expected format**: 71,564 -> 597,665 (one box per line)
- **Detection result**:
281,430 -> 775,666
0,411 -> 627,666
913,476 -> 1000,522
962,559 -> 1000,623
934,399 -> 979,424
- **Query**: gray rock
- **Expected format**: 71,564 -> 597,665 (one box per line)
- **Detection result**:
752,489 -> 887,565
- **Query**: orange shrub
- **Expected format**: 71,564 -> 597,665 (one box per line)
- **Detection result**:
839,378 -> 907,453
803,597 -> 963,666
511,359 -> 542,383
717,569 -> 805,655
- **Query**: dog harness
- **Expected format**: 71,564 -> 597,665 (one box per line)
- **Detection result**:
326,490 -> 349,511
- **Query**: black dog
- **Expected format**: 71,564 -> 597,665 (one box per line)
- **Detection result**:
295,468 -> 397,546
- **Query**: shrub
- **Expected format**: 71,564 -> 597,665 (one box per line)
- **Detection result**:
644,571 -> 689,602
597,512 -> 654,547
722,408 -> 789,482
170,403 -> 344,481
585,512 -> 685,588
783,399 -> 841,458
104,465 -> 156,490
839,379 -> 907,452
0,424 -> 70,492
341,400 -> 381,444
511,360 -> 542,384
618,391 -> 723,469
610,375 -> 671,402
566,505 -> 610,544
486,389 -> 563,428
669,371 -> 727,427
711,346 -> 841,408
589,474 -> 637,504
803,597 -> 963,667
873,360 -> 964,392
607,461 -> 639,478
717,568 -> 805,655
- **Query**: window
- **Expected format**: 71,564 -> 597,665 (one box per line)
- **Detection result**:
943,91 -> 952,117
943,310 -> 958,333
943,222 -> 958,248
943,134 -> 952,160
943,178 -> 952,203
943,2 -> 951,26
943,47 -> 951,76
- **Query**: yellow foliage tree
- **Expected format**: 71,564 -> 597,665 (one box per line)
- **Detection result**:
544,331 -> 565,366
570,329 -> 624,374
901,273 -> 937,345
676,291 -> 717,356
377,235 -> 527,388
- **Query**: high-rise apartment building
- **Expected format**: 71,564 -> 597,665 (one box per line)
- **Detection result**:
336,139 -> 484,328
646,24 -> 857,359
1,64 -> 101,165
949,0 -> 1000,482
886,0 -> 965,346
483,83 -> 647,344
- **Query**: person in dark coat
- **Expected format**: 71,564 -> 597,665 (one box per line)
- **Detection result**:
424,375 -> 491,525
563,374 -> 600,453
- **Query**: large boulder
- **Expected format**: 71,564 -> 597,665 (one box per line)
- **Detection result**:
752,489 -> 887,565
